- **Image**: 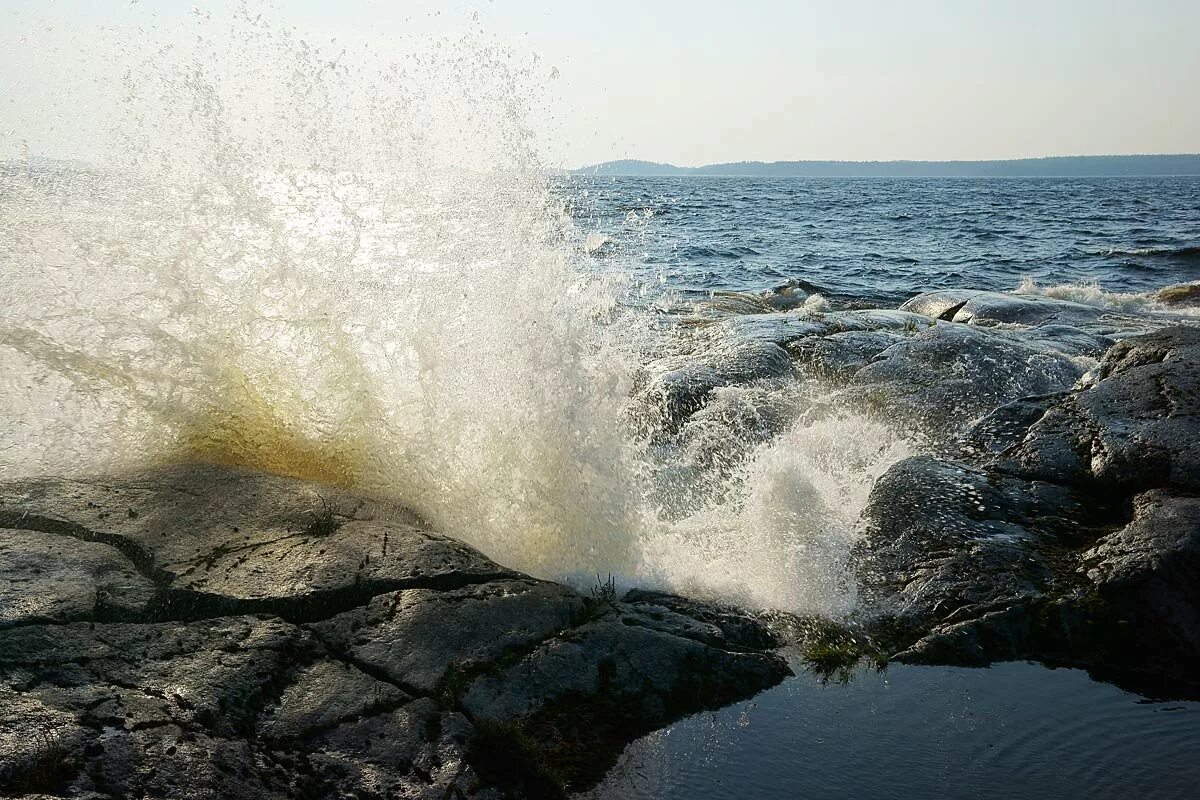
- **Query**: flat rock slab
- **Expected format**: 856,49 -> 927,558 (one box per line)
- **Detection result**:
314,579 -> 586,695
0,463 -> 519,618
0,529 -> 156,627
0,462 -> 788,798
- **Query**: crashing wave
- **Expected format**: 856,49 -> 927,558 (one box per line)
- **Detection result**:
0,5 -> 895,616
1015,277 -> 1200,314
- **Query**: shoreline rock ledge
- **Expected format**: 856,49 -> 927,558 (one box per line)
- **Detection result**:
0,464 -> 789,799
853,325 -> 1200,696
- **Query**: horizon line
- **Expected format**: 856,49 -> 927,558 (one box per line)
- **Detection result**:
570,153 -> 1200,177
574,152 -> 1200,169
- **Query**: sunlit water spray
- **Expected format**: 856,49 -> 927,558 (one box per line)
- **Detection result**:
0,6 -> 908,614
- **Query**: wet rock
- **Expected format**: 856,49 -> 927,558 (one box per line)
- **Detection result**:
947,291 -> 1108,328
994,326 -> 1200,492
897,289 -> 980,320
670,383 -> 801,478
462,600 -> 789,788
256,659 -> 410,742
0,529 -> 156,627
900,289 -> 1172,337
0,462 -> 788,798
961,393 -> 1065,459
852,327 -> 1200,694
0,616 -> 314,737
853,456 -> 1091,632
786,329 -> 906,381
621,589 -> 784,651
1077,490 -> 1200,685
848,323 -> 1085,430
884,488 -> 1200,691
313,579 -> 585,694
1018,324 -> 1115,359
304,699 -> 482,800
715,308 -> 935,349
636,338 -> 793,435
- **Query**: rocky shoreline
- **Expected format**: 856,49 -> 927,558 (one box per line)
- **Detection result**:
643,283 -> 1200,697
4,284 -> 1200,798
854,324 -> 1200,696
0,465 -> 788,798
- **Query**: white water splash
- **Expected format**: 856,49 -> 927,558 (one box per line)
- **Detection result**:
1,7 -> 642,579
1,5 -> 903,613
637,412 -> 911,614
1015,277 -> 1200,315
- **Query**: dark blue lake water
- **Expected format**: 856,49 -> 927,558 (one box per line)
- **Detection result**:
586,660 -> 1200,800
564,176 -> 1200,304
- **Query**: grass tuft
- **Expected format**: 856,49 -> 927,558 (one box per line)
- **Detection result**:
303,498 -> 342,537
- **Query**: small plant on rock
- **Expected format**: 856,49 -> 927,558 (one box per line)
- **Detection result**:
304,498 -> 343,537
591,573 -> 618,605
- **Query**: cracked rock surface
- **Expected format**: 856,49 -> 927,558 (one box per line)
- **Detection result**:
0,464 -> 789,799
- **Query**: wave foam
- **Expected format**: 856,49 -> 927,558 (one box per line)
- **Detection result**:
1014,277 -> 1200,315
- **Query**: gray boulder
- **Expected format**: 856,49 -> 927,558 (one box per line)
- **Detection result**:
994,326 -> 1200,492
853,456 -> 1091,635
847,323 -> 1086,431
851,327 -> 1200,694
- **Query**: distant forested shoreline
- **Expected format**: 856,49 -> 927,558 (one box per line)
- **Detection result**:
575,155 -> 1200,177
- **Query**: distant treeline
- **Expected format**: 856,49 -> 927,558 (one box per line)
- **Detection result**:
575,155 -> 1200,177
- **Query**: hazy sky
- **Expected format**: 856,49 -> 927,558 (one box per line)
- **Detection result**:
3,0 -> 1198,167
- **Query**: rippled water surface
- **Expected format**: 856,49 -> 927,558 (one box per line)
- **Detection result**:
564,176 -> 1200,303
587,661 -> 1200,800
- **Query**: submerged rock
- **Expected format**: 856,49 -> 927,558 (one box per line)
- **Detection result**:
1154,281 -> 1200,307
0,464 -> 788,798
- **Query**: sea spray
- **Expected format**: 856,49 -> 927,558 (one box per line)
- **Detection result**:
638,409 -> 911,614
0,4 -> 903,613
1,6 -> 643,579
